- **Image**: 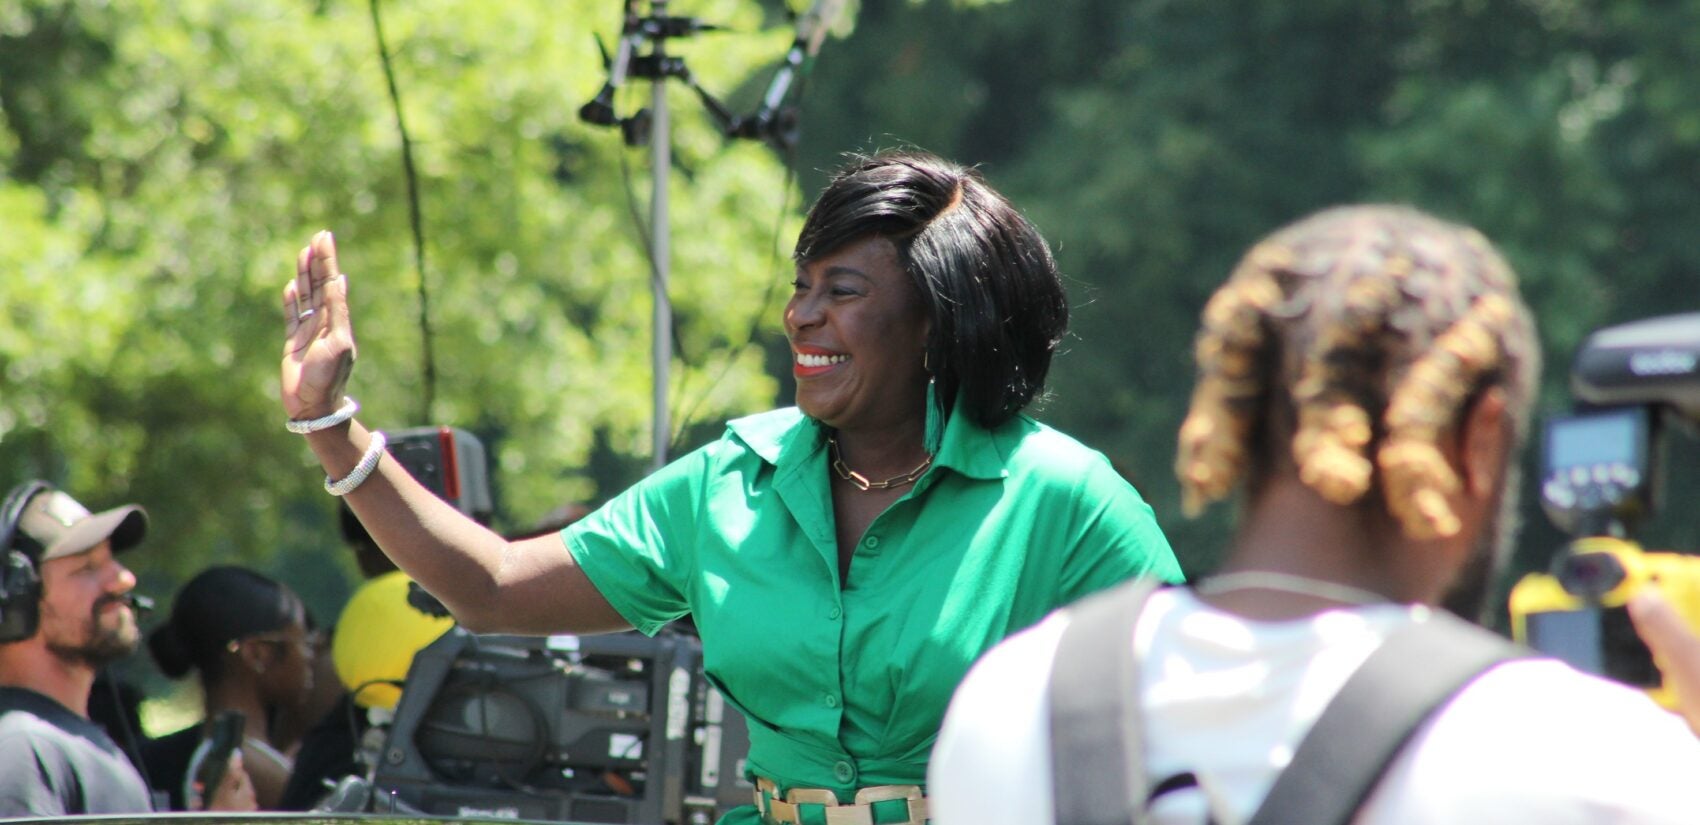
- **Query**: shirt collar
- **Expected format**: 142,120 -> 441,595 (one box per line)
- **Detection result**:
726,396 -> 1013,482
930,393 -> 1012,481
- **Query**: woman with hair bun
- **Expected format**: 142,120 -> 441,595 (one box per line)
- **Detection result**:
142,566 -> 318,810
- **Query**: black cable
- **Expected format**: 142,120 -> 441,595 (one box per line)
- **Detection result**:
623,145 -> 797,451
344,690 -> 369,782
101,670 -> 155,793
668,65 -> 813,449
369,0 -> 437,423
345,678 -> 403,759
616,128 -> 697,456
601,4 -> 822,452
669,155 -> 798,451
617,146 -> 673,328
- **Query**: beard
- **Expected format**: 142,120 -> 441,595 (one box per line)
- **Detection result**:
42,594 -> 141,669
1440,463 -> 1524,625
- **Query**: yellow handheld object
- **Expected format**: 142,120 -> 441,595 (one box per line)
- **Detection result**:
1511,537 -> 1700,709
1515,313 -> 1700,708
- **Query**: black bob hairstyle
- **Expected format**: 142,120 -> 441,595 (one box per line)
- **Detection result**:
793,151 -> 1069,429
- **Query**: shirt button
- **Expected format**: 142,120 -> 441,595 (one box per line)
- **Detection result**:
833,760 -> 855,783
863,535 -> 880,549
824,694 -> 839,708
828,607 -> 842,620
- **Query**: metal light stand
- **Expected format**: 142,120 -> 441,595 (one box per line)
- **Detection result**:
648,54 -> 671,473
581,1 -> 682,470
581,0 -> 833,470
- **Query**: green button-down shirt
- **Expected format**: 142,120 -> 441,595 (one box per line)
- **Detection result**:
564,404 -> 1180,822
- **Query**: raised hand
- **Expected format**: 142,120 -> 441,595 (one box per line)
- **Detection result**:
281,231 -> 357,421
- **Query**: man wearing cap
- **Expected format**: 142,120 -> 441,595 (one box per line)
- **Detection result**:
0,481 -> 255,816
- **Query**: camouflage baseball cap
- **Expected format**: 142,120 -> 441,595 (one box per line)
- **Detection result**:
12,486 -> 148,561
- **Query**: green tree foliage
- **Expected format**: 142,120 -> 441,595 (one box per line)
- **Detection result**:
795,0 -> 1700,590
10,0 -> 1700,628
1,0 -> 796,604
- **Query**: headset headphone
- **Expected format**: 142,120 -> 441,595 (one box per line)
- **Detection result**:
0,480 -> 52,643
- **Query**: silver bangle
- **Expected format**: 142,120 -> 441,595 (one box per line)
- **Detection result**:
287,396 -> 360,434
325,430 -> 387,497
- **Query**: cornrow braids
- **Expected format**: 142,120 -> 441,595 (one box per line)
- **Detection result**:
1175,206 -> 1539,538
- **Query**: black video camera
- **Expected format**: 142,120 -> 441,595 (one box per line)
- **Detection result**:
369,628 -> 751,824
1511,312 -> 1700,707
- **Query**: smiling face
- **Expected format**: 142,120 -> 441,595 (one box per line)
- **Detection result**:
37,540 -> 141,668
784,235 -> 931,432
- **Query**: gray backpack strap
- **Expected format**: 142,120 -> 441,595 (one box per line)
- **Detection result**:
1047,576 -> 1166,825
1245,610 -> 1527,825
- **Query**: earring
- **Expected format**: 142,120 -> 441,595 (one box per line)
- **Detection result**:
924,350 -> 945,455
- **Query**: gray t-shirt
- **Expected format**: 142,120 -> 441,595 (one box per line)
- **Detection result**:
0,686 -> 153,816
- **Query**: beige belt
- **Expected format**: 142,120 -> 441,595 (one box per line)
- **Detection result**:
754,776 -> 929,825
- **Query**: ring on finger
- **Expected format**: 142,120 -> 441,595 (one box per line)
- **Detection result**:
296,308 -> 317,322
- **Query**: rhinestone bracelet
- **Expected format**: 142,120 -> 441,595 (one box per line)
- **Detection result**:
287,396 -> 360,434
325,430 -> 387,497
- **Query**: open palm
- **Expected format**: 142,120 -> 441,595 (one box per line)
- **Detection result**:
281,231 -> 357,420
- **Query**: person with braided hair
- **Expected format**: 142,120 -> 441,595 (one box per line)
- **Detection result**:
930,205 -> 1700,824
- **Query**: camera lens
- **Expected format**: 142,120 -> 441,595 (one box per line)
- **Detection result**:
1556,552 -> 1628,599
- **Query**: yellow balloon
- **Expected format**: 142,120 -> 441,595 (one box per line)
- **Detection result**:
332,571 -> 454,710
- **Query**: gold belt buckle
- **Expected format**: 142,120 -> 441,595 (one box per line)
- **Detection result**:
854,784 -> 927,825
752,776 -> 929,825
790,787 -> 842,805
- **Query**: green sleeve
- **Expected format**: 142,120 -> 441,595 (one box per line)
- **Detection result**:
561,444 -> 711,636
1055,453 -> 1184,603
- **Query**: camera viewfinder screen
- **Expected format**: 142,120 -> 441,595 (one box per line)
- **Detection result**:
1525,606 -> 1659,688
1526,608 -> 1600,672
1546,412 -> 1639,472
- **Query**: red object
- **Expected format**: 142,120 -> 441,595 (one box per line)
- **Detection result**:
437,426 -> 461,502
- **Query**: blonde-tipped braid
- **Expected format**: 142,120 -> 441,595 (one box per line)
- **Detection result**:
1377,294 -> 1518,539
1175,204 -> 1539,541
1175,261 -> 1284,515
1290,271 -> 1402,505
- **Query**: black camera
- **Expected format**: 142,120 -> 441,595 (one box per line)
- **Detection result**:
1511,312 -> 1700,706
370,628 -> 751,824
186,710 -> 245,810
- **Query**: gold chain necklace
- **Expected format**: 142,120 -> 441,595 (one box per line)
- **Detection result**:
828,434 -> 933,492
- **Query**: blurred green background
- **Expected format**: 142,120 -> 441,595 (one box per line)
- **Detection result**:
5,0 -> 1700,721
